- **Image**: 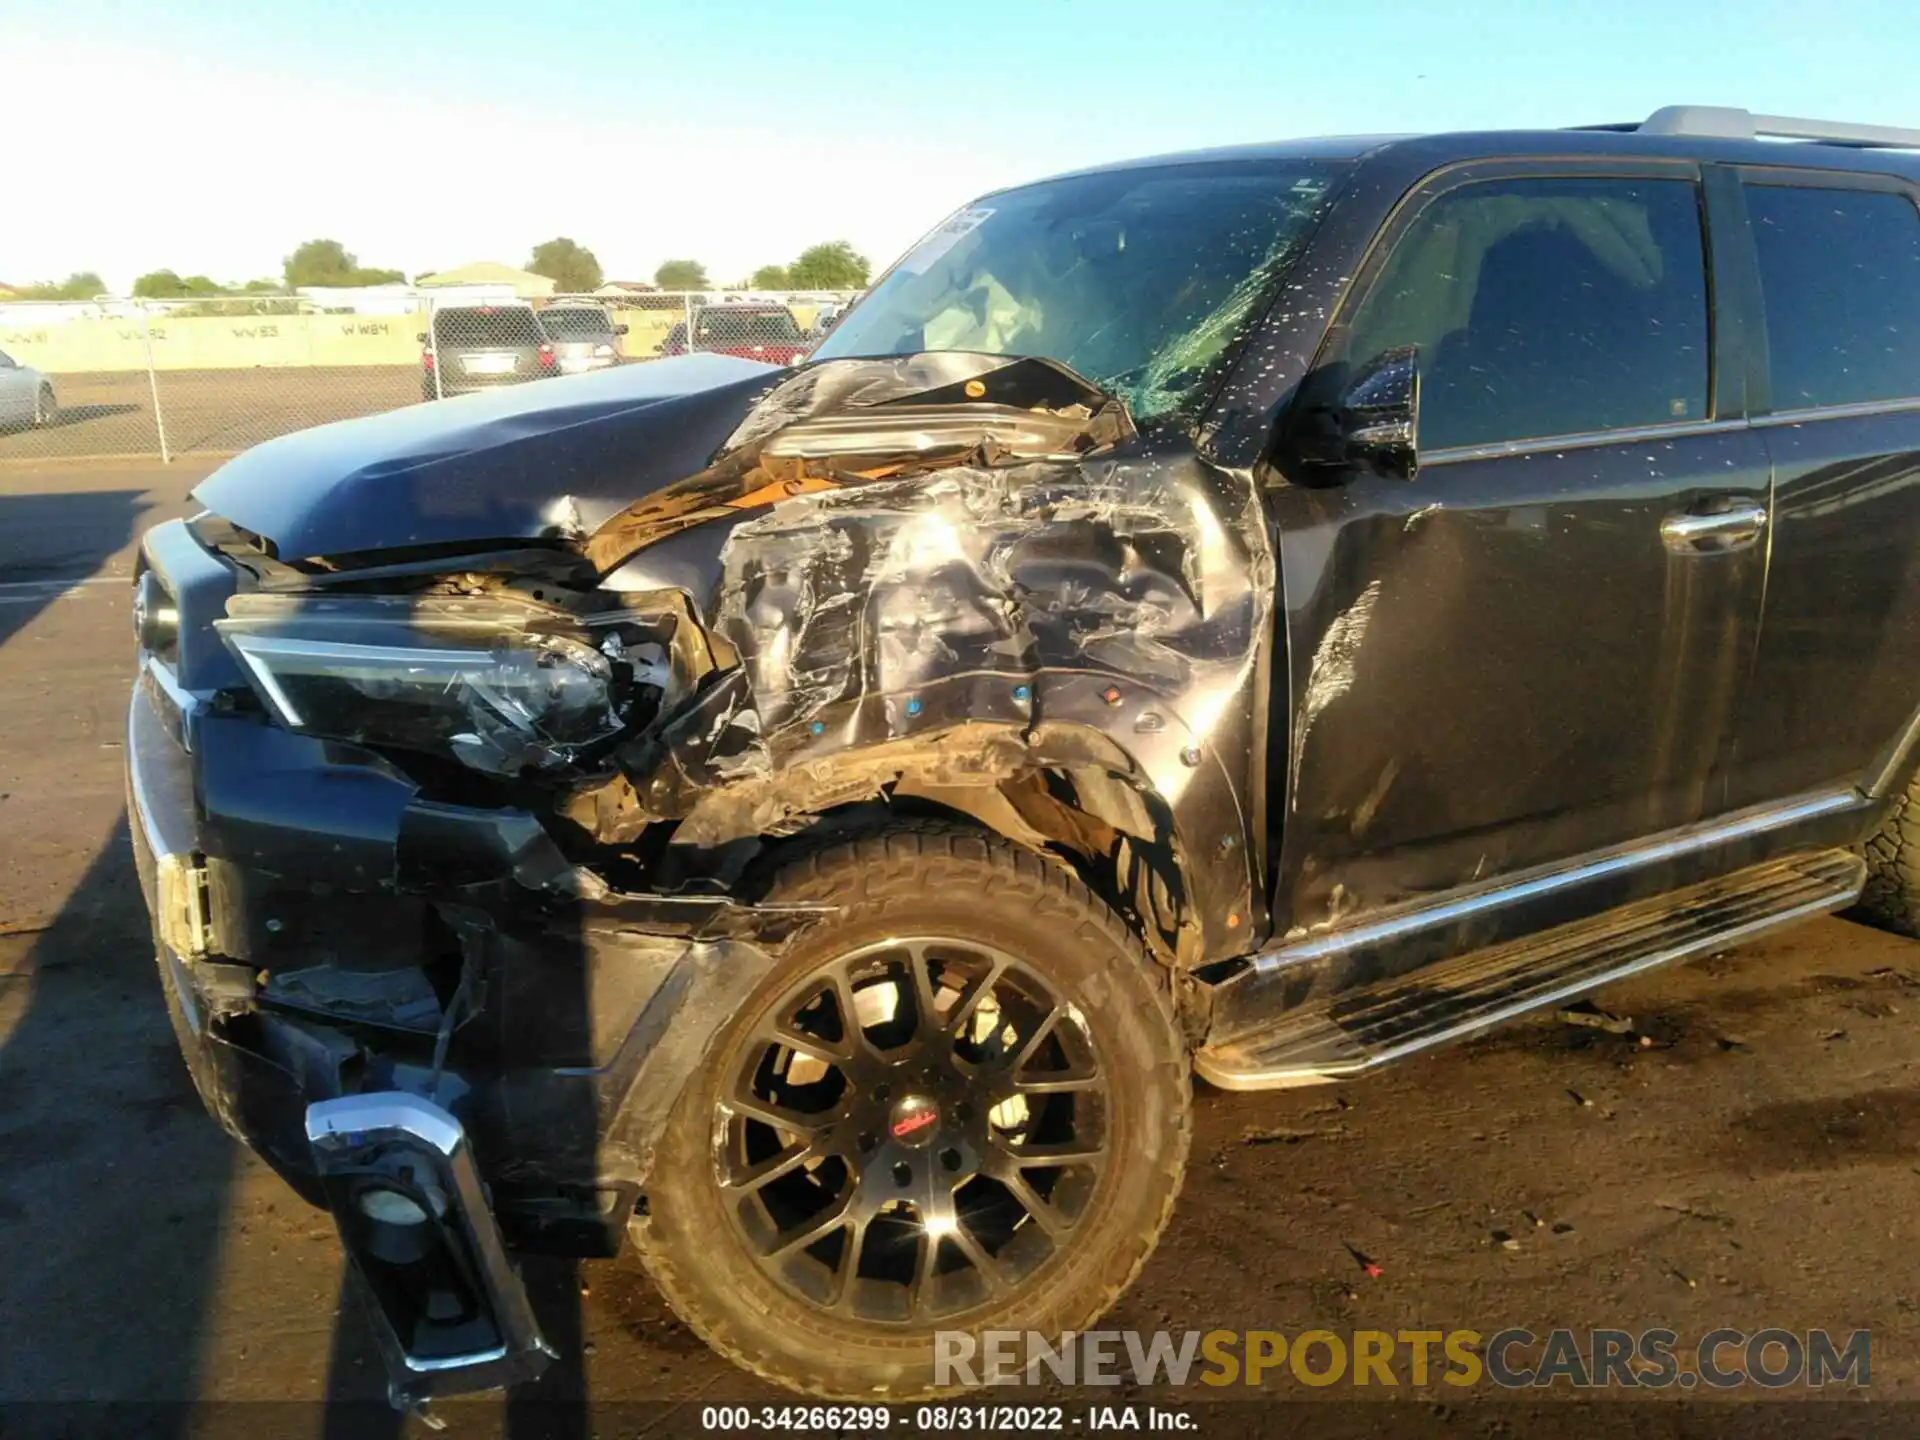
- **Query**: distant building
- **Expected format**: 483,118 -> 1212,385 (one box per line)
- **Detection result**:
415,263 -> 556,299
597,280 -> 659,295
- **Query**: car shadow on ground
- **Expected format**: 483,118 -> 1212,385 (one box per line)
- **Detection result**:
0,826 -> 240,1417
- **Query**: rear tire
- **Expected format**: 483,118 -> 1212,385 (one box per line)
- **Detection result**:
629,823 -> 1190,1399
1856,776 -> 1920,936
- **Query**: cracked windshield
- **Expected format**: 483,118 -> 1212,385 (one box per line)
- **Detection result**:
814,162 -> 1341,421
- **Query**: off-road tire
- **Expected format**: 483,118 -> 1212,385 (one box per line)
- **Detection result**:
629,823 -> 1191,1399
1856,779 -> 1920,936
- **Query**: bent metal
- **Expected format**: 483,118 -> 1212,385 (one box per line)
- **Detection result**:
126,103 -> 1920,1406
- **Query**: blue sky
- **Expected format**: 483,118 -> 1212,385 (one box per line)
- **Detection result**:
7,0 -> 1917,290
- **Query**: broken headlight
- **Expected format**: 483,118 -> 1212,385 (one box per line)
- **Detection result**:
216,593 -> 666,776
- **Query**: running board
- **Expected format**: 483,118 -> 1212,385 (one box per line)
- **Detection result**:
1195,849 -> 1865,1091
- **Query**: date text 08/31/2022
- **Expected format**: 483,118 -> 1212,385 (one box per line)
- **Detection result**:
700,1405 -> 1194,1432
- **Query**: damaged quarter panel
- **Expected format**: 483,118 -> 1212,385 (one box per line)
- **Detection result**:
586,354 -> 1278,962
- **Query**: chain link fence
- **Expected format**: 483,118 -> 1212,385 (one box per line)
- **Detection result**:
0,289 -> 860,464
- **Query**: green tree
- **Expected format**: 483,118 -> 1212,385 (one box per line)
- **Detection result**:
527,237 -> 603,294
132,270 -> 230,298
653,258 -> 709,290
786,240 -> 869,290
283,238 -> 404,288
132,269 -> 187,298
748,263 -> 792,289
15,271 -> 107,300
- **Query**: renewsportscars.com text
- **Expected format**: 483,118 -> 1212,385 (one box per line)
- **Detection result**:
934,1327 -> 1871,1390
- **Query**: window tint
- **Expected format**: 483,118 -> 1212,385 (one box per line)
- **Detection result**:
540,308 -> 613,337
695,309 -> 802,343
1747,184 -> 1920,411
1344,176 -> 1709,450
433,308 -> 544,347
0,351 -> 13,367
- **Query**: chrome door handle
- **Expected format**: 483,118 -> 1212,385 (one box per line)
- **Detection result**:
1661,502 -> 1768,554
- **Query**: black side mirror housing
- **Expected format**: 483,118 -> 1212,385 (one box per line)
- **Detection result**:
1293,345 -> 1422,481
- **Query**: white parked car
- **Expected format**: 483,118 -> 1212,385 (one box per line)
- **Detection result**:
0,349 -> 56,429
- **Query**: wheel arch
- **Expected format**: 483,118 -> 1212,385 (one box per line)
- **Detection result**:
667,720 -> 1224,969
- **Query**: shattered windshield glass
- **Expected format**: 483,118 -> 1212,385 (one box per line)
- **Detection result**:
812,159 -> 1345,423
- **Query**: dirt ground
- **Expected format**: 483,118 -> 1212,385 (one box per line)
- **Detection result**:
2,459 -> 1917,1438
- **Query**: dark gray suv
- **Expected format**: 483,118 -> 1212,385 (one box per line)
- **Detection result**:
420,303 -> 555,400
131,103 -> 1920,1406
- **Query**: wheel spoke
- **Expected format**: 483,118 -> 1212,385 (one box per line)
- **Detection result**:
1012,1067 -> 1100,1095
995,1136 -> 1105,1168
723,1090 -> 839,1139
828,968 -> 882,1063
903,941 -> 942,1038
1001,1171 -> 1066,1241
948,1221 -> 1010,1296
909,1220 -> 942,1319
829,1216 -> 870,1312
772,1019 -> 852,1068
720,1140 -> 815,1193
943,955 -> 1010,1038
768,1190 -> 857,1260
1008,1008 -> 1063,1073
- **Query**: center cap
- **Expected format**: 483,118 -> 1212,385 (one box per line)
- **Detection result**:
888,1094 -> 940,1147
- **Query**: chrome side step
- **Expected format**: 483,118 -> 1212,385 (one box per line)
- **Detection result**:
1195,849 -> 1865,1091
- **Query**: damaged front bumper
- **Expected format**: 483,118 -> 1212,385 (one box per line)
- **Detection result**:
125,653 -> 811,1398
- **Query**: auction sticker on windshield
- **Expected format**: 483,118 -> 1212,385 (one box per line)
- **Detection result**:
897,207 -> 995,275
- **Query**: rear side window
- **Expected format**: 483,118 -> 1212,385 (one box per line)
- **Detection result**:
1746,183 -> 1920,411
1344,176 -> 1710,450
540,308 -> 612,338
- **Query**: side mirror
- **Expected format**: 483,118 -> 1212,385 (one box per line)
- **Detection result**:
615,324 -> 629,335
1296,345 -> 1421,481
1337,345 -> 1420,480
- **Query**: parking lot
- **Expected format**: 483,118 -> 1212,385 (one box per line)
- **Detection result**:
0,368 -> 422,462
4,456 -> 1920,1434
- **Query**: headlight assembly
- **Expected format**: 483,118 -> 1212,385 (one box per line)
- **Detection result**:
216,593 -> 670,776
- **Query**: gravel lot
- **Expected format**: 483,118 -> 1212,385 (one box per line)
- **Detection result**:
2,458 -> 1916,1437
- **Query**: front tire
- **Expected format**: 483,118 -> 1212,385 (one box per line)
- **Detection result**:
630,824 -> 1190,1399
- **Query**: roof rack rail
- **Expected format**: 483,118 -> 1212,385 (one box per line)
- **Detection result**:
1635,105 -> 1920,150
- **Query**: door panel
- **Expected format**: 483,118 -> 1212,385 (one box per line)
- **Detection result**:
1271,428 -> 1771,934
1726,412 -> 1920,805
1719,175 -> 1920,805
1265,163 -> 1770,938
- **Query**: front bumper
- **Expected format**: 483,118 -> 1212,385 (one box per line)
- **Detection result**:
125,601 -> 810,1395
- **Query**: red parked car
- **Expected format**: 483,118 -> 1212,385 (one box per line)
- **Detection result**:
659,303 -> 810,364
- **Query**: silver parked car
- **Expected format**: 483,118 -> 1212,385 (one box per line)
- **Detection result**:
538,304 -> 628,373
0,349 -> 56,429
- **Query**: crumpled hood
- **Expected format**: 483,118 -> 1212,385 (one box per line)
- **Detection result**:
192,351 -> 1130,566
191,354 -> 783,560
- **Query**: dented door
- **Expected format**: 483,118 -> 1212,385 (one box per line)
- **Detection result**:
1266,164 -> 1771,936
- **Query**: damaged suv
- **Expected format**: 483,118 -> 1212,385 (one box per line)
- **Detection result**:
130,105 -> 1920,1403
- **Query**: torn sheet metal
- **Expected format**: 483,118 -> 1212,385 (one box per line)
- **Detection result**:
583,355 -> 1134,574
589,369 -> 1277,960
